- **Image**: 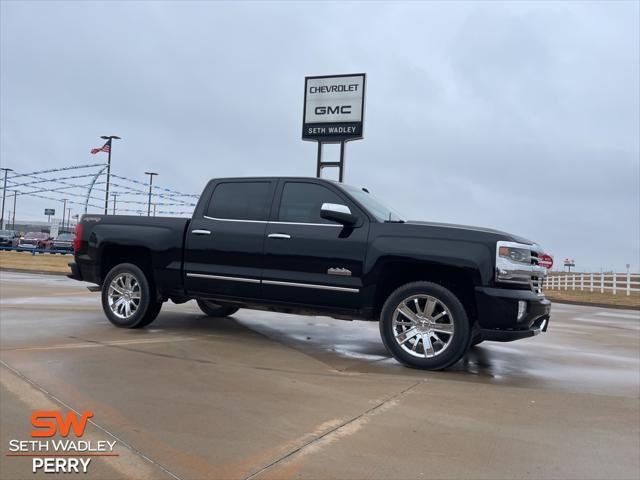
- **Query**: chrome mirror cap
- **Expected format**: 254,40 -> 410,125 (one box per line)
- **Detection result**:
321,203 -> 351,215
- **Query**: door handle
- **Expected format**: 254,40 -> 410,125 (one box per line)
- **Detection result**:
191,229 -> 211,235
268,233 -> 291,239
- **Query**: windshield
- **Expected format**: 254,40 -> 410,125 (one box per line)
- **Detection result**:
0,230 -> 15,236
56,234 -> 74,240
340,184 -> 406,222
26,232 -> 47,239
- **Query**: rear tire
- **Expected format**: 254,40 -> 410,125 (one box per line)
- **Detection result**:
379,281 -> 471,370
101,263 -> 162,328
196,299 -> 239,317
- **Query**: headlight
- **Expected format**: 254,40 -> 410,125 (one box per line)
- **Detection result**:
498,245 -> 531,264
496,241 -> 533,284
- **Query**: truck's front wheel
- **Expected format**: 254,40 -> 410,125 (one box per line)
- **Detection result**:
101,263 -> 162,328
379,281 -> 471,370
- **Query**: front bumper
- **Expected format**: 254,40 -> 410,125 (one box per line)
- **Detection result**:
475,286 -> 551,342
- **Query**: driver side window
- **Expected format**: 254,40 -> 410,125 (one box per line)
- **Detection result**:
278,182 -> 345,224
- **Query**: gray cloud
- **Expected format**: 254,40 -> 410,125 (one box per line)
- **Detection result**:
1,0 -> 638,272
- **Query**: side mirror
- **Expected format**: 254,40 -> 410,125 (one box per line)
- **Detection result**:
320,203 -> 358,225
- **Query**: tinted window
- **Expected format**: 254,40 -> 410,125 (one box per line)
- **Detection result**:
278,182 -> 345,224
206,182 -> 271,221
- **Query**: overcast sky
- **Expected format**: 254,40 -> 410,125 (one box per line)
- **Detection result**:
1,1 -> 638,272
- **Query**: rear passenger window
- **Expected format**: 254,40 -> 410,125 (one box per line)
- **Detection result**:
278,182 -> 345,224
206,182 -> 271,221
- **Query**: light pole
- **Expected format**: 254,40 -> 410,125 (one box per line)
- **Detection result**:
0,167 -> 13,229
144,172 -> 158,216
111,193 -> 117,215
11,191 -> 16,229
100,135 -> 121,215
62,199 -> 68,232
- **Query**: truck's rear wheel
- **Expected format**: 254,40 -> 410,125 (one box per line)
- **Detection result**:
101,263 -> 162,328
196,300 -> 239,317
379,281 -> 471,370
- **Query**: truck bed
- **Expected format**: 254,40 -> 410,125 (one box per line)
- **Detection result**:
73,215 -> 191,296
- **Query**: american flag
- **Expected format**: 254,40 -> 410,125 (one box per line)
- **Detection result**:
90,139 -> 111,155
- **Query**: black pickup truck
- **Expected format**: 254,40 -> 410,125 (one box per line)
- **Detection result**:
69,177 -> 550,370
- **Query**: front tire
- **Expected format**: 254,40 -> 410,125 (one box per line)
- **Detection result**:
196,299 -> 239,317
379,281 -> 471,370
101,263 -> 162,328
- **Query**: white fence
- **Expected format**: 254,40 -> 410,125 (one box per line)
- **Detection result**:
544,273 -> 640,296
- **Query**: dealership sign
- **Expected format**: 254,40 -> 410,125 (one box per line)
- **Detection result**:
302,73 -> 366,142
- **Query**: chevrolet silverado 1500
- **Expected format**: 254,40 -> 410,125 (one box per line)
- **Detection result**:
69,177 -> 550,370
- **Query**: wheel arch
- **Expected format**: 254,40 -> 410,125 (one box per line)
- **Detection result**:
372,259 -> 480,322
99,244 -> 154,287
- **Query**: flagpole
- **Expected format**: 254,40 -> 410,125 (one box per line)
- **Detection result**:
100,135 -> 120,215
104,141 -> 111,215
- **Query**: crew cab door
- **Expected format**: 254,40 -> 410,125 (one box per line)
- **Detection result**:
184,179 -> 275,299
262,180 -> 369,310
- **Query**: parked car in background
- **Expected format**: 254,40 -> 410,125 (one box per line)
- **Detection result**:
18,232 -> 52,250
0,230 -> 20,247
51,233 -> 75,252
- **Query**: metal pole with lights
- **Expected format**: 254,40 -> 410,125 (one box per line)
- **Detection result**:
62,199 -> 68,232
111,193 -> 117,215
100,135 -> 121,215
11,191 -> 16,229
0,167 -> 13,229
144,172 -> 158,216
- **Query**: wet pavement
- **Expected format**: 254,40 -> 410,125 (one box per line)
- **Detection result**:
1,271 -> 639,479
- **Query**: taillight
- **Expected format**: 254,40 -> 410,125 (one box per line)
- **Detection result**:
73,224 -> 83,253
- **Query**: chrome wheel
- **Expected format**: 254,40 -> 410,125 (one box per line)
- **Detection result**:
107,273 -> 141,319
392,294 -> 455,358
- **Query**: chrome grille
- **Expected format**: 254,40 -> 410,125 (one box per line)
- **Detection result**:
530,248 -> 543,295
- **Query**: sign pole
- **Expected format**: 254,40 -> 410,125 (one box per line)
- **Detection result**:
339,141 -> 345,182
303,73 -> 365,182
316,142 -> 323,178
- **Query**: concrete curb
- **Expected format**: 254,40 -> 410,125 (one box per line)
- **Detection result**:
548,298 -> 640,311
0,267 -> 68,277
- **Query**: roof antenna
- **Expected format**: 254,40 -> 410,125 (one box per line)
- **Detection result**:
362,187 -> 370,193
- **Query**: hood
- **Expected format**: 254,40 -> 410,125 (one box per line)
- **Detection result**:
405,221 -> 536,246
